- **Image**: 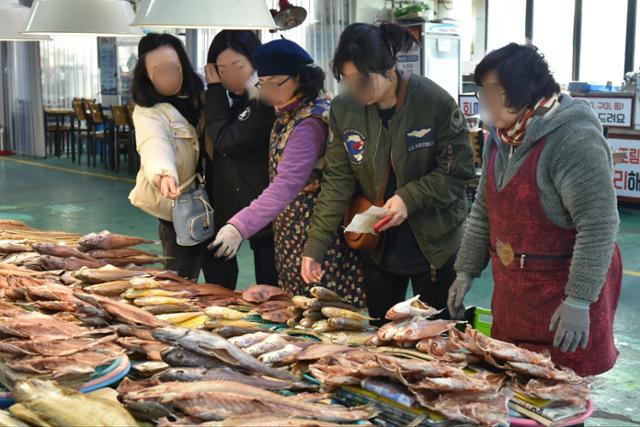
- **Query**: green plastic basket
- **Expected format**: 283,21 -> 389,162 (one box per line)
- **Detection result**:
473,307 -> 493,337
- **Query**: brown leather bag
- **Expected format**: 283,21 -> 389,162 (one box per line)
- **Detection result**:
343,71 -> 412,252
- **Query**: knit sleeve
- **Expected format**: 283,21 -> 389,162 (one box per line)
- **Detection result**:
228,117 -> 327,239
543,125 -> 619,302
454,137 -> 492,277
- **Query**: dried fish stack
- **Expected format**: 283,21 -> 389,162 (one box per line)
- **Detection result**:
289,286 -> 373,333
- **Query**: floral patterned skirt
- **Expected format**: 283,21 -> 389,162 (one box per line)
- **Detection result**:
273,192 -> 365,308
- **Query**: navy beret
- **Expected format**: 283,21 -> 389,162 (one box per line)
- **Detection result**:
253,38 -> 314,77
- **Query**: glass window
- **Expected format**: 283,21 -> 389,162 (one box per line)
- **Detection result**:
40,36 -> 100,108
486,0 -> 526,52
580,0 -> 627,84
532,0 -> 575,85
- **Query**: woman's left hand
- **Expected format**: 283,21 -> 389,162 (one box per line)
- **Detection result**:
301,256 -> 324,284
379,195 -> 408,231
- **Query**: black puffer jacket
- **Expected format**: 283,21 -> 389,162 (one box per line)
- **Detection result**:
204,83 -> 276,238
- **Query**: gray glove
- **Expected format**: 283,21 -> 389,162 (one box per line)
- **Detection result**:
549,297 -> 591,353
447,273 -> 473,320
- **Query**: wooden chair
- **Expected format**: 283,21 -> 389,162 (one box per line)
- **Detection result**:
71,98 -> 91,164
126,102 -> 139,175
84,100 -> 111,168
110,105 -> 133,172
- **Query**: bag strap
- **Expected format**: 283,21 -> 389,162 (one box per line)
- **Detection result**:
374,70 -> 411,205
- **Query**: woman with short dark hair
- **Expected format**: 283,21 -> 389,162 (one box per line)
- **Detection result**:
203,30 -> 277,290
129,33 -> 209,280
210,39 -> 364,302
301,22 -> 475,322
449,43 -> 622,376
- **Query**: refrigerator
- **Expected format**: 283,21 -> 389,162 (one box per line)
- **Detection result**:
397,22 -> 462,100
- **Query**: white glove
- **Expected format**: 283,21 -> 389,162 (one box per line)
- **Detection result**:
447,273 -> 474,320
208,224 -> 243,260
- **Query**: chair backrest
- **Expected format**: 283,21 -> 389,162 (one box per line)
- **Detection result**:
111,105 -> 129,127
72,98 -> 87,121
88,102 -> 105,123
126,102 -> 136,129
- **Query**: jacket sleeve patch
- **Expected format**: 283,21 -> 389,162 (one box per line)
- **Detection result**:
342,129 -> 366,165
406,127 -> 435,152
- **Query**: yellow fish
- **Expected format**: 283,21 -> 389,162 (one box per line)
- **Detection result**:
133,296 -> 191,307
204,306 -> 246,320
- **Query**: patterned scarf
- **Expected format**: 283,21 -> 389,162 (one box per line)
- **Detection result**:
497,93 -> 560,147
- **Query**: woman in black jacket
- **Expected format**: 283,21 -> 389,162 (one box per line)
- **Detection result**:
204,30 -> 277,289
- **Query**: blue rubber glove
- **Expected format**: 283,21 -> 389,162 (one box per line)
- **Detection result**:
549,297 -> 591,353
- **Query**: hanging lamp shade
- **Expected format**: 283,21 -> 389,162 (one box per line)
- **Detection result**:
22,0 -> 143,37
0,0 -> 50,41
132,0 -> 277,30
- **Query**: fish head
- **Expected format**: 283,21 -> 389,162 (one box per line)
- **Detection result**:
152,327 -> 189,344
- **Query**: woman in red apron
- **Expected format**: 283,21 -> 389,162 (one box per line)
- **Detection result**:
448,43 -> 621,377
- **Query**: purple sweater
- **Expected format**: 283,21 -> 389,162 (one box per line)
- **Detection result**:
228,117 -> 328,239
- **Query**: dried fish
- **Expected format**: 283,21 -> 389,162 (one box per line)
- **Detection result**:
321,307 -> 372,321
78,230 -> 153,251
242,284 -> 290,303
310,286 -> 344,302
327,317 -> 367,331
292,295 -> 313,309
261,308 -> 295,324
385,295 -> 443,320
84,280 -> 132,296
204,306 -> 246,320
152,327 -> 303,384
73,265 -> 149,284
258,343 -> 302,365
228,332 -> 271,349
74,292 -> 166,328
30,242 -> 95,261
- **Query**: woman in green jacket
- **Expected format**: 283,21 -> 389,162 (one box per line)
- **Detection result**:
301,23 -> 475,322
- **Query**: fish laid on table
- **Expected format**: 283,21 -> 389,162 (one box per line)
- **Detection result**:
320,307 -> 372,321
160,347 -> 225,369
261,308 -> 295,324
100,255 -> 167,267
30,242 -> 96,261
327,317 -> 367,331
242,284 -> 290,303
302,309 -> 325,321
204,306 -> 246,320
156,312 -> 204,325
245,334 -> 290,357
319,331 -> 377,347
7,350 -> 121,381
144,303 -> 200,315
74,292 -> 166,328
416,336 -> 481,364
0,311 -> 105,340
295,343 -> 355,361
214,325 -> 265,338
310,286 -> 344,302
158,367 -> 298,390
308,299 -> 358,311
0,252 -> 41,266
0,409 -> 28,427
251,299 -> 292,314
121,380 -> 376,423
133,296 -> 193,307
385,295 -> 443,320
422,391 -> 511,427
512,377 -> 591,406
390,318 -> 456,343
176,313 -> 208,329
407,370 -> 505,394
10,379 -> 137,426
228,331 -> 271,348
0,334 -> 118,357
78,230 -> 154,251
86,247 -> 157,259
152,327 -> 304,384
0,240 -> 32,254
258,343 -> 302,365
204,319 -> 264,330
73,265 -> 149,284
292,295 -> 313,309
123,288 -> 192,299
24,255 -> 104,271
84,280 -> 132,296
117,337 -> 170,361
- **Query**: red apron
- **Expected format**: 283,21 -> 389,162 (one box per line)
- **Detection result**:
486,139 -> 622,376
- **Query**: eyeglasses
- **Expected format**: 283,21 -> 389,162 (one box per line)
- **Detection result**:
255,76 -> 292,92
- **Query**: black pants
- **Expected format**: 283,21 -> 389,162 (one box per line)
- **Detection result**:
203,233 -> 278,289
363,255 -> 457,325
158,219 -> 214,282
